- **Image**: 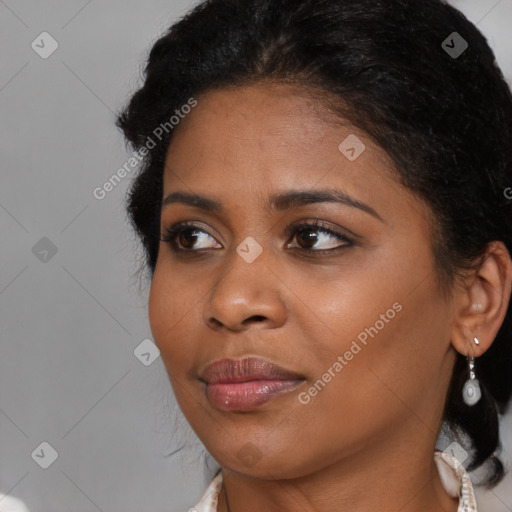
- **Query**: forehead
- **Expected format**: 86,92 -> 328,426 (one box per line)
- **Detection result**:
164,84 -> 392,188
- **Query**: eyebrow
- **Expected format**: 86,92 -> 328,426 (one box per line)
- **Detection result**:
162,189 -> 383,222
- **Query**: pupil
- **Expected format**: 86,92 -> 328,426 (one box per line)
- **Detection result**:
299,229 -> 317,248
181,229 -> 199,249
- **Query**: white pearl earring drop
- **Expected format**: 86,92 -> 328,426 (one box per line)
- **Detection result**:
462,337 -> 481,406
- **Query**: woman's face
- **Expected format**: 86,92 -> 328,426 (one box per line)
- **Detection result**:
149,83 -> 457,478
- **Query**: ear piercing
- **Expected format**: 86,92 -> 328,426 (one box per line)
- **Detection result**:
462,337 -> 481,406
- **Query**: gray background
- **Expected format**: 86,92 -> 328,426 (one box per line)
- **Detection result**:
1,1 -> 511,511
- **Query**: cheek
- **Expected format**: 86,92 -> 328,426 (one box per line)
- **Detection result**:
148,262 -> 196,367
299,249 -> 447,419
148,263 -> 169,348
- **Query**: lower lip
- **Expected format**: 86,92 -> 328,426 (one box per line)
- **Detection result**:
205,379 -> 304,411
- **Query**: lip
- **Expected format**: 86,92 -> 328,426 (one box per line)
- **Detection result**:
199,357 -> 305,411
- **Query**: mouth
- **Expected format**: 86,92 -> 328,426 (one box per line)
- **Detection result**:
199,356 -> 306,411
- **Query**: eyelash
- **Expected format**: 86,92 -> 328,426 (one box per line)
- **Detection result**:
160,220 -> 355,256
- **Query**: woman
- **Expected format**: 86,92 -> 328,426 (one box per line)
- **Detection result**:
116,0 -> 512,510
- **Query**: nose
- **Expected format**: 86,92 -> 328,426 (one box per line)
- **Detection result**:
203,247 -> 288,332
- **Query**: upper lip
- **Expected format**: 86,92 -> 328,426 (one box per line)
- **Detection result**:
199,357 -> 305,384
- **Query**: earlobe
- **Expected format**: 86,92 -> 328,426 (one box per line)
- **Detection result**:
450,241 -> 512,358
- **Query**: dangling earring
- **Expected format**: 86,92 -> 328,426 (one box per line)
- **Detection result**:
462,337 -> 481,406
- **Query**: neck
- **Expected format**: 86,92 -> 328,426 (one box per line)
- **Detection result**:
216,430 -> 459,512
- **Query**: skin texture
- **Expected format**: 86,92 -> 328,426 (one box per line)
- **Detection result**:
148,83 -> 512,512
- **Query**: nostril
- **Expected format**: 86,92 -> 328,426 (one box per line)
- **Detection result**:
248,315 -> 266,323
208,317 -> 223,328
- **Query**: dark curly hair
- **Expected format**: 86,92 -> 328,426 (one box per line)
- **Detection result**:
116,0 -> 512,488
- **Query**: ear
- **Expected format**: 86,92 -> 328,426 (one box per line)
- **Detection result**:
450,241 -> 512,357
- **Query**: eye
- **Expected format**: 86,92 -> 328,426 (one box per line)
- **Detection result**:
285,220 -> 354,252
161,221 -> 220,251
